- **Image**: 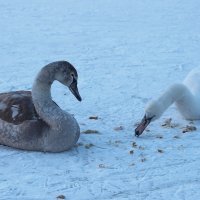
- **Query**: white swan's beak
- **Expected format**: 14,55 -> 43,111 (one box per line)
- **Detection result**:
69,79 -> 82,101
135,115 -> 152,137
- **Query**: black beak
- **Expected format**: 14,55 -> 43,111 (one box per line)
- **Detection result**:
69,79 -> 82,101
135,115 -> 153,137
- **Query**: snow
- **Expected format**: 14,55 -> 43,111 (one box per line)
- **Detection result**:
0,0 -> 200,199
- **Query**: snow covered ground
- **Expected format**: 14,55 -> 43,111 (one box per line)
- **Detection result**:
1,0 -> 200,199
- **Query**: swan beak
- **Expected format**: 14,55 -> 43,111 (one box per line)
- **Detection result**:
135,115 -> 152,137
69,80 -> 82,101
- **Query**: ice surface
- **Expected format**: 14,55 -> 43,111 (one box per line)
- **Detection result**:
0,0 -> 200,199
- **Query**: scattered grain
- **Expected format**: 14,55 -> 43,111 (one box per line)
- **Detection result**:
89,116 -> 98,120
114,126 -> 124,131
162,118 -> 179,128
82,130 -> 100,134
182,125 -> 197,133
132,142 -> 137,148
84,143 -> 94,149
157,149 -> 164,153
129,150 -> 134,154
57,195 -> 66,199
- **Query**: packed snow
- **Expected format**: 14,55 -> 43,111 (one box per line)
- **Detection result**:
1,0 -> 200,199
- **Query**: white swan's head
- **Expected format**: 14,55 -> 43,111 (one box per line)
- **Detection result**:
145,100 -> 163,121
54,61 -> 82,101
135,100 -> 163,136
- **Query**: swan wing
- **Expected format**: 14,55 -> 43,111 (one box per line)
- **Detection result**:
0,91 -> 39,124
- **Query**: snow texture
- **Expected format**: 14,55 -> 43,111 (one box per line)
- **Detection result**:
1,0 -> 200,199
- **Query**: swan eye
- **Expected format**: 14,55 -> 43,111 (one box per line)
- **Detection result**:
71,73 -> 74,78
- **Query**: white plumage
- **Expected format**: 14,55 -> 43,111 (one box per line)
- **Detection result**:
135,68 -> 200,136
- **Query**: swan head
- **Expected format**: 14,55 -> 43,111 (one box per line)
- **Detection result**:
135,100 -> 163,136
145,100 -> 163,121
54,61 -> 82,101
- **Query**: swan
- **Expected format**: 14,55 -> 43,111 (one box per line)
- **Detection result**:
0,61 -> 82,152
135,68 -> 200,136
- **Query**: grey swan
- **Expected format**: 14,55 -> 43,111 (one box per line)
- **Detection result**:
0,61 -> 82,152
135,68 -> 200,136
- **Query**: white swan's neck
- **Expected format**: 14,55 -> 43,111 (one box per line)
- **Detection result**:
158,83 -> 187,113
145,83 -> 200,120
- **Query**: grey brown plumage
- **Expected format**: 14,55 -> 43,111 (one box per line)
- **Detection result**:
0,61 -> 81,152
0,91 -> 39,124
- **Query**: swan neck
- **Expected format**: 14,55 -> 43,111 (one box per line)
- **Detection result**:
158,83 -> 188,112
32,67 -> 64,128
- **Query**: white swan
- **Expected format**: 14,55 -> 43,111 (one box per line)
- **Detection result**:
135,68 -> 200,136
0,61 -> 82,152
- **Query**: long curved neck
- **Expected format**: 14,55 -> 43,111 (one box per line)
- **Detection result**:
32,66 -> 65,129
158,83 -> 188,112
156,83 -> 198,119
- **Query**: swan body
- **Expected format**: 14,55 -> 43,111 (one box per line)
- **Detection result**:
0,61 -> 82,152
135,68 -> 200,136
